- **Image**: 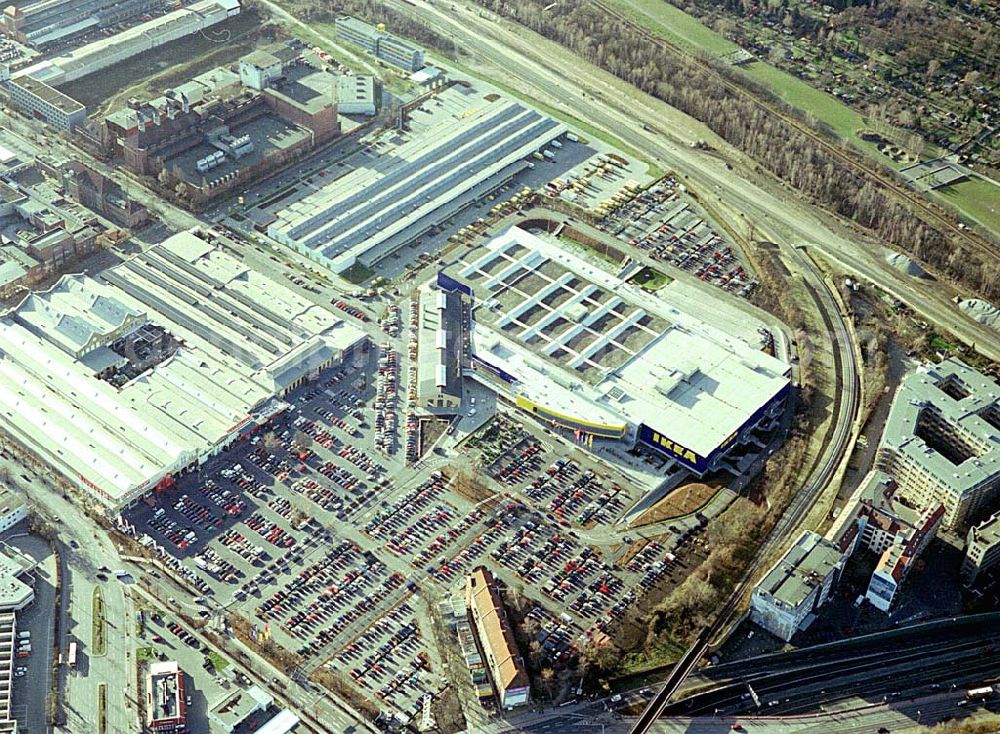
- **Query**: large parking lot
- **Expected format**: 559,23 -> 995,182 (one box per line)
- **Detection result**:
120,348 -> 712,717
597,177 -> 757,298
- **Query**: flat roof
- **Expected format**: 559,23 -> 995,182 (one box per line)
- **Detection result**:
881,358 -> 1000,495
241,50 -> 282,69
0,487 -> 25,521
0,547 -> 34,611
417,286 -> 464,403
757,531 -> 843,609
0,231 -> 365,506
13,0 -> 238,86
447,226 -> 790,458
169,112 -> 309,186
264,66 -> 337,116
210,685 -> 272,730
255,709 -> 301,734
7,76 -> 84,114
336,74 -> 374,103
267,87 -> 565,270
969,511 -> 1000,548
148,661 -> 183,724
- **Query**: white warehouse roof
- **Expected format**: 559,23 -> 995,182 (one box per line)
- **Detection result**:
448,226 -> 790,469
0,231 -> 365,508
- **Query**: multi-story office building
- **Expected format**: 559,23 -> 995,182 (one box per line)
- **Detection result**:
750,531 -> 845,641
2,74 -> 86,131
375,33 -> 424,72
334,16 -> 425,71
864,503 -> 944,611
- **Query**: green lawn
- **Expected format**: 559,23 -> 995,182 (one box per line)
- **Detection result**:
207,651 -> 230,673
136,646 -> 154,662
929,333 -> 959,353
932,177 -> 1000,239
341,262 -> 375,284
612,0 -> 740,55
739,62 -> 865,141
629,266 -> 673,291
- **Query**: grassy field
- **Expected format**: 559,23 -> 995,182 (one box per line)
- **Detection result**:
65,10 -> 264,115
629,265 -> 673,291
615,0 -> 739,55
136,646 -> 154,662
933,177 -> 1000,238
739,62 -> 865,141
341,262 -> 375,285
92,587 -> 107,657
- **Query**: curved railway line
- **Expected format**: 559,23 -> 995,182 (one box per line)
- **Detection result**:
589,0 -> 1000,264
629,248 -> 859,732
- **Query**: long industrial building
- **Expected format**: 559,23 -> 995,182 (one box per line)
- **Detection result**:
1,0 -> 163,48
268,89 -> 565,273
14,0 -> 240,87
0,230 -> 366,509
433,226 -> 790,477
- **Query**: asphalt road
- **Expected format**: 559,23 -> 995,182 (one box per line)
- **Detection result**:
6,531 -> 57,734
382,0 -> 1000,363
0,450 -> 141,734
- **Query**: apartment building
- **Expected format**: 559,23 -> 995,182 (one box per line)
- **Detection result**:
875,359 -> 1000,528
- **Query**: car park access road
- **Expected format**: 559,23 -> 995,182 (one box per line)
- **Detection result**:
383,0 -> 1000,364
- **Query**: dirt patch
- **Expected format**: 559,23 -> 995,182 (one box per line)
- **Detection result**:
633,481 -> 722,526
450,470 -> 498,504
418,416 -> 448,458
430,685 -> 467,734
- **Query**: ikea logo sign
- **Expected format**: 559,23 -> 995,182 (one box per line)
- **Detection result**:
644,429 -> 698,464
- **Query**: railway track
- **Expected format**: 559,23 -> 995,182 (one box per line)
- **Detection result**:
629,249 -> 859,734
588,0 -> 999,264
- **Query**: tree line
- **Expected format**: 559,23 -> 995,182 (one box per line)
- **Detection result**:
474,0 -> 1000,301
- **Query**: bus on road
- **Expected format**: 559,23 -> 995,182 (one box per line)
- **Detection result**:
67,641 -> 77,669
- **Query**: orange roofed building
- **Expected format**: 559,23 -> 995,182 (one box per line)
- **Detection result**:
465,567 -> 531,709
